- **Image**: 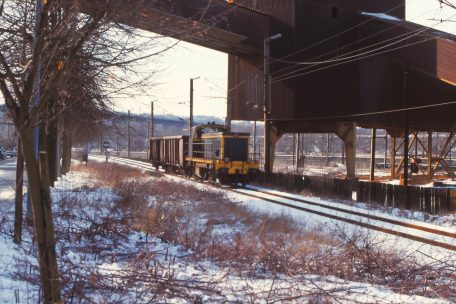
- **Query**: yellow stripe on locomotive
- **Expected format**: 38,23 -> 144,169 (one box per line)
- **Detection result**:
186,124 -> 259,184
149,123 -> 259,185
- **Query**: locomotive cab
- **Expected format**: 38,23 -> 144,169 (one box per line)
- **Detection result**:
187,124 -> 259,185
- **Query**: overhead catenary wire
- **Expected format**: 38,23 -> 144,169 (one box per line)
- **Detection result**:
270,5 -> 443,78
271,16 -> 455,84
440,0 -> 456,10
227,1 -> 446,94
266,0 -> 413,66
272,25 -> 431,66
268,97 -> 456,123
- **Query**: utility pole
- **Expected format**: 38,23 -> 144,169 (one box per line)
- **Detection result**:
151,101 -> 155,137
189,77 -> 199,136
263,33 -> 281,176
403,63 -> 410,208
226,97 -> 232,128
188,77 -> 199,159
128,110 -> 131,158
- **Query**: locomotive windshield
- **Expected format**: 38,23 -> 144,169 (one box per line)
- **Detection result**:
224,138 -> 248,161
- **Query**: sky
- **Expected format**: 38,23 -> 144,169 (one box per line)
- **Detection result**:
124,42 -> 228,120
121,0 -> 456,119
1,1 -> 455,120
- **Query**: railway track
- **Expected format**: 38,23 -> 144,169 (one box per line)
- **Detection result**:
93,155 -> 456,252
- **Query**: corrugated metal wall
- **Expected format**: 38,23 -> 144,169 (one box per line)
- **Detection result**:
228,55 -> 264,121
228,0 -> 297,121
229,0 -> 407,122
228,0 -> 456,131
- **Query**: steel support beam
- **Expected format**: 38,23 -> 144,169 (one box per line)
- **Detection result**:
391,137 -> 396,178
370,128 -> 376,181
427,131 -> 432,176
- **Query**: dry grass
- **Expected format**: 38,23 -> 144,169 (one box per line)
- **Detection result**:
46,162 -> 456,301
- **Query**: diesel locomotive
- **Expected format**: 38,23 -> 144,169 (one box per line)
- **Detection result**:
149,124 -> 259,185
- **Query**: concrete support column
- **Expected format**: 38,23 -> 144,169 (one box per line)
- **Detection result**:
264,124 -> 282,174
335,122 -> 356,178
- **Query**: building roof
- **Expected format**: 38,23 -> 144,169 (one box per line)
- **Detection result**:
360,12 -> 456,87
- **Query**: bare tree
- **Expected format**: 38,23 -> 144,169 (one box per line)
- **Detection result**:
0,0 -> 180,302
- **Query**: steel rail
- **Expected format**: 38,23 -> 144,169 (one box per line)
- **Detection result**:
229,188 -> 456,252
93,155 -> 456,252
244,187 -> 456,239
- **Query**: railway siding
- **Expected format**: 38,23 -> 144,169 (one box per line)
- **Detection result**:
91,155 -> 456,253
233,188 -> 456,252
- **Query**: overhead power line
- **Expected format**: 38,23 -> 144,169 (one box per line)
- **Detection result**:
273,25 -> 429,66
272,16 -> 455,84
270,5 -> 442,78
227,1 -> 447,93
267,0 -> 412,66
268,99 -> 456,123
227,0 -> 414,93
439,0 -> 456,10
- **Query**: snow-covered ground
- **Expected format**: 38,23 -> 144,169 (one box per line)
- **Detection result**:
100,156 -> 456,267
0,161 -> 455,303
163,169 -> 456,263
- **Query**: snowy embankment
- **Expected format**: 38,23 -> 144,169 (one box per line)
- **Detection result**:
102,156 -> 456,261
0,161 -> 454,303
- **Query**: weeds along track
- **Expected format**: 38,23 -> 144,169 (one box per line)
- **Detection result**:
92,155 -> 456,252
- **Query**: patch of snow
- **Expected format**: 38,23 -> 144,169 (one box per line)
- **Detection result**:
0,189 -> 14,201
361,12 -> 402,22
0,157 -> 447,302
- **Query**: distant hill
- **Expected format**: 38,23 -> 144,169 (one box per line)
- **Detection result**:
122,112 -> 224,124
193,115 -> 224,125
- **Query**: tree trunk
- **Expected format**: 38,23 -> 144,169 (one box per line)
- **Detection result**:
20,127 -> 62,303
47,119 -> 58,186
62,118 -> 72,175
13,137 -> 24,244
